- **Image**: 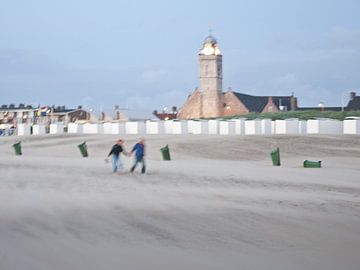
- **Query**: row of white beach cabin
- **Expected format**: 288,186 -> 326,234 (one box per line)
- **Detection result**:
15,118 -> 360,136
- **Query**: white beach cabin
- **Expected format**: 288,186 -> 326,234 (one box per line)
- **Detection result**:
32,124 -> 46,135
50,123 -> 64,134
275,119 -> 299,134
343,117 -> 360,135
244,119 -> 261,135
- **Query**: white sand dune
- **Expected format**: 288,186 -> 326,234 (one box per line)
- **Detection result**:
0,134 -> 360,270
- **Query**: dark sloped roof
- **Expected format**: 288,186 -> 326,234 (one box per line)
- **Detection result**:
53,108 -> 75,113
272,97 -> 292,111
346,97 -> 360,111
232,92 -> 293,112
232,93 -> 267,112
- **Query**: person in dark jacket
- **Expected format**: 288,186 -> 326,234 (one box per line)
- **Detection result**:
129,138 -> 146,174
106,139 -> 127,173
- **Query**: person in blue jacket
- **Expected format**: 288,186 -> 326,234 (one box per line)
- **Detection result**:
129,138 -> 146,174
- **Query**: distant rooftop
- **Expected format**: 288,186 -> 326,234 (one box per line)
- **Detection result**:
0,104 -> 34,110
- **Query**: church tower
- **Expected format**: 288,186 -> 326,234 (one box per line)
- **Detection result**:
177,35 -> 224,120
199,35 -> 223,118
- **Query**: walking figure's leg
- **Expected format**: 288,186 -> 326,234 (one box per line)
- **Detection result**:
130,159 -> 138,173
141,158 -> 146,174
112,155 -> 118,173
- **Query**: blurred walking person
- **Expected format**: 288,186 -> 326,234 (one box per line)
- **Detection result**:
106,139 -> 127,173
129,138 -> 146,174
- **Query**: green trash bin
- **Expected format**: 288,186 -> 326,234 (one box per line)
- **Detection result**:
303,160 -> 321,168
13,141 -> 22,156
78,141 -> 88,157
160,145 -> 171,161
270,148 -> 280,166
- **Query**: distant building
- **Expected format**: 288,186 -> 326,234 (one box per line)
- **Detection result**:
296,106 -> 342,112
153,106 -> 178,120
52,106 -> 129,123
296,92 -> 360,112
0,104 -> 96,125
0,104 -> 36,125
177,35 -> 298,119
51,106 -> 91,124
346,92 -> 360,111
222,92 -> 297,115
0,104 -> 130,125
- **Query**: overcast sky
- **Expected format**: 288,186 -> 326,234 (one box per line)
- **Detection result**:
1,0 -> 359,117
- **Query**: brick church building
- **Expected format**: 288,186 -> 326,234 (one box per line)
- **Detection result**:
177,35 -> 298,119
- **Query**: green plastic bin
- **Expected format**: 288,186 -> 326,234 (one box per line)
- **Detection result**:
78,142 -> 88,157
303,160 -> 321,168
270,148 -> 280,166
13,141 -> 22,156
160,145 -> 171,161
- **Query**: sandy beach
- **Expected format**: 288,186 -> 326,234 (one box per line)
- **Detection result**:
0,134 -> 359,270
